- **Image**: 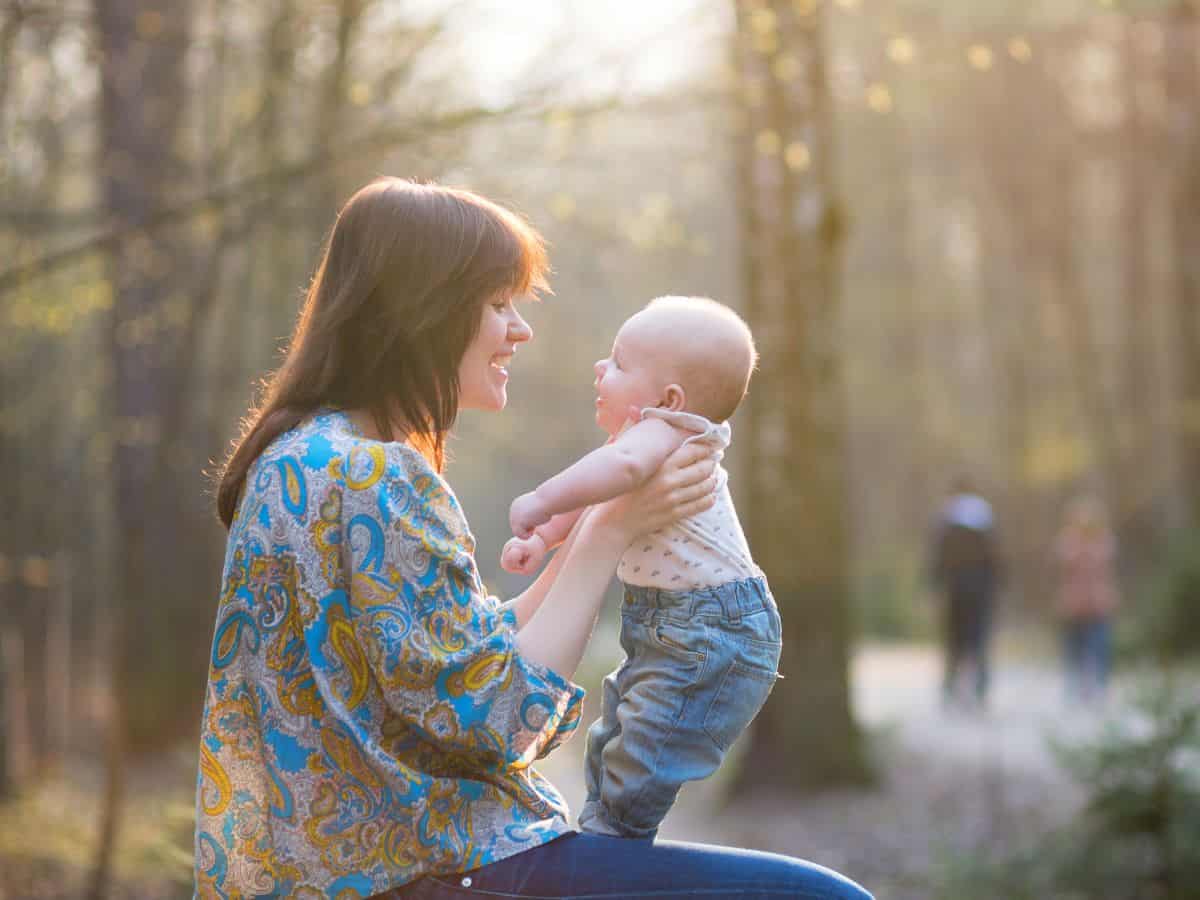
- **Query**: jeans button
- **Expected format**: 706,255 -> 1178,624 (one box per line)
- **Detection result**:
461,876 -> 472,887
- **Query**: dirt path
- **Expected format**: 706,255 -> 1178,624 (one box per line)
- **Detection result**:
851,643 -> 1115,776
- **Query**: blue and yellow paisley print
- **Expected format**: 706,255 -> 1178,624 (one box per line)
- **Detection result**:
195,411 -> 584,898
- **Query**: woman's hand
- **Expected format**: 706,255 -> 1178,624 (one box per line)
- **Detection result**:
592,441 -> 718,539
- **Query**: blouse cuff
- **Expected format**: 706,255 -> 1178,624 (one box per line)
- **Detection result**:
494,602 -> 586,764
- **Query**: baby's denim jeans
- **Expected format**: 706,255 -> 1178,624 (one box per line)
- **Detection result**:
579,576 -> 782,838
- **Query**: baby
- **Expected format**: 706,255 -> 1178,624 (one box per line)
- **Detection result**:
502,295 -> 782,839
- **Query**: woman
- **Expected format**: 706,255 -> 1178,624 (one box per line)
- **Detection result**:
197,178 -> 872,899
1054,494 -> 1120,705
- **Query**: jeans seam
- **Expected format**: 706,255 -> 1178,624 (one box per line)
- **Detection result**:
701,659 -> 778,750
430,880 -> 834,899
427,876 -> 553,898
569,892 -> 832,899
620,632 -> 709,831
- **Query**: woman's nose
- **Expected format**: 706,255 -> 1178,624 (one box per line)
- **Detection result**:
509,309 -> 533,343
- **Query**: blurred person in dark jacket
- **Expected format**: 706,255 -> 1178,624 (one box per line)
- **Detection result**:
930,477 -> 1004,710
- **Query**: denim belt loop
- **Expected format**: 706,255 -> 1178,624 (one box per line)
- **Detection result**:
719,586 -> 742,624
740,580 -> 760,618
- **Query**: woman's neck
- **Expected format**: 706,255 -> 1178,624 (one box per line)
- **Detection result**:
347,408 -> 408,443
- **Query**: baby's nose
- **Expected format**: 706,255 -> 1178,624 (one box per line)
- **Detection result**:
593,359 -> 605,378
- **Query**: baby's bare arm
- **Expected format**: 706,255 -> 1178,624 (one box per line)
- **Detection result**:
531,418 -> 685,516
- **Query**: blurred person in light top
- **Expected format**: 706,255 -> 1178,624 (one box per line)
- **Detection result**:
501,296 -> 783,841
1054,493 -> 1120,705
197,181 -> 873,900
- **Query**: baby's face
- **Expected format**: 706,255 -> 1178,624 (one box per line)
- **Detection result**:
592,313 -> 675,436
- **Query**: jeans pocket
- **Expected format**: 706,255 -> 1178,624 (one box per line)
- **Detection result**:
702,660 -> 778,751
651,618 -> 705,661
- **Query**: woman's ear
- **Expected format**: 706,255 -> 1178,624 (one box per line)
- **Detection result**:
661,384 -> 686,412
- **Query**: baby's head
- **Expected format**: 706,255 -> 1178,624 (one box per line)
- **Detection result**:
593,295 -> 758,435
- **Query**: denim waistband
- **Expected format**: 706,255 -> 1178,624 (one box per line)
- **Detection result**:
620,576 -> 772,622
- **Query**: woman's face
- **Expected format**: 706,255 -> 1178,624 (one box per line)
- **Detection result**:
457,294 -> 533,411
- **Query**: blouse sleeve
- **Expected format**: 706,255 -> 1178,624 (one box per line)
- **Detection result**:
330,443 -> 584,770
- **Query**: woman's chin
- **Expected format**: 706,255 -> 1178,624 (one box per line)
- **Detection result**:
487,385 -> 508,410
461,386 -> 507,412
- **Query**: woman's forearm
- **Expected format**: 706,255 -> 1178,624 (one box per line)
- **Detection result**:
507,511 -> 588,628
514,515 -> 627,679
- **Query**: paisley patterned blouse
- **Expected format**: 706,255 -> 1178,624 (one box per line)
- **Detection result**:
195,410 -> 584,898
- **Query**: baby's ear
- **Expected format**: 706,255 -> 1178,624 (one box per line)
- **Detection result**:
662,384 -> 686,412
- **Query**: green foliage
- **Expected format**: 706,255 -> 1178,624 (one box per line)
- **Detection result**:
1051,682 -> 1200,899
1129,528 -> 1200,662
932,834 -> 1080,900
0,758 -> 193,898
935,679 -> 1200,900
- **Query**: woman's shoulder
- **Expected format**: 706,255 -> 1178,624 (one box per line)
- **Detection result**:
315,411 -> 473,544
240,409 -> 474,558
246,410 -> 444,511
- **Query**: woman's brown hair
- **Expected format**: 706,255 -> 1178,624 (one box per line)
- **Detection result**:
215,177 -> 548,529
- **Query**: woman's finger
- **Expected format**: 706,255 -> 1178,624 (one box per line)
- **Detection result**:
671,473 -> 719,506
673,493 -> 718,520
668,458 -> 718,493
665,442 -> 714,472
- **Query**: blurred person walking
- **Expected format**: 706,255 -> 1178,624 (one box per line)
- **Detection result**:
929,478 -> 1004,711
1054,494 -> 1120,705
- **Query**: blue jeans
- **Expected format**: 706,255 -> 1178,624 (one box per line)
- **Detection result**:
1063,618 -> 1111,702
579,577 -> 782,838
385,831 -> 873,898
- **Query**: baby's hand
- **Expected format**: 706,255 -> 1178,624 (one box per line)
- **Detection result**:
509,491 -> 552,539
501,536 -> 547,576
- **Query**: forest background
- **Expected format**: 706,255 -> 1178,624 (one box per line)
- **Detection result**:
3,0 -> 1200,897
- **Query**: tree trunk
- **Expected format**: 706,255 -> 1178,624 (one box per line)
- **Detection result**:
1044,42 -> 1121,511
1166,2 -> 1200,520
730,0 -> 868,792
1119,23 -> 1160,560
89,0 -> 191,895
964,57 -> 1041,611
